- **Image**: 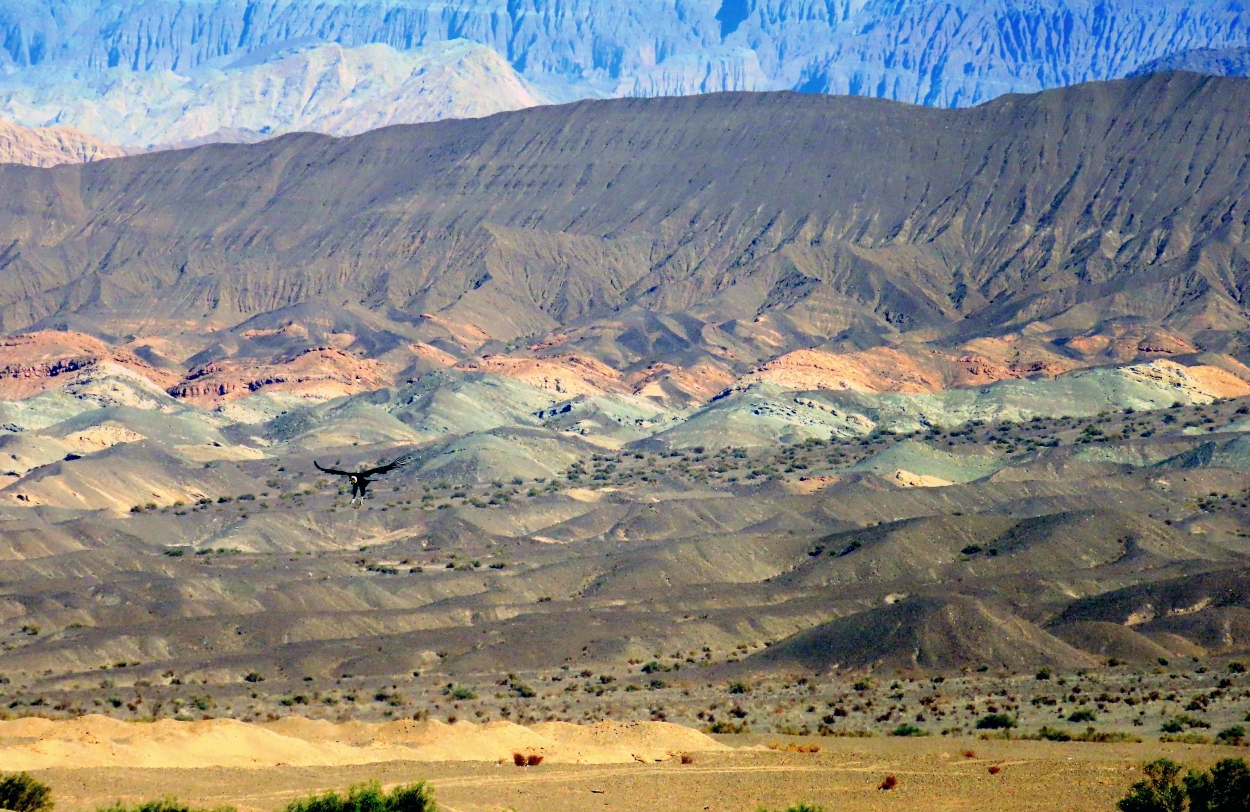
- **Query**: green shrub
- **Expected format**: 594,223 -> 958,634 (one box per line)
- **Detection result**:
1035,726 -> 1071,742
891,723 -> 927,737
0,772 -> 54,812
442,684 -> 475,701
976,714 -> 1016,730
1184,758 -> 1250,812
1118,759 -> 1187,812
757,805 -> 824,812
1068,709 -> 1097,723
283,782 -> 434,812
96,800 -> 234,812
1215,726 -> 1245,746
1117,758 -> 1249,812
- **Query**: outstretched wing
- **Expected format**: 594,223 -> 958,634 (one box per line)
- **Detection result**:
361,454 -> 414,477
314,461 -> 353,477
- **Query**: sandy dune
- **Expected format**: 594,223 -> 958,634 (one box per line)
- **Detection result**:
0,716 -> 726,770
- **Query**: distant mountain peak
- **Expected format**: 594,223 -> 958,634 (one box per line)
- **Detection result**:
0,119 -> 125,167
0,40 -> 546,147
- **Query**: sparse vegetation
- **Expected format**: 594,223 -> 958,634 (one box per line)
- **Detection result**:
282,782 -> 434,812
1118,758 -> 1250,812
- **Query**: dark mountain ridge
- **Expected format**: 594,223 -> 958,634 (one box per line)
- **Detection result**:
1,72 -> 1248,372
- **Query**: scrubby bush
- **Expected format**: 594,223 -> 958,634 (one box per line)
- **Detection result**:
1215,726 -> 1245,746
757,805 -> 824,812
1161,714 -> 1210,733
708,721 -> 749,734
1073,728 -> 1141,743
891,724 -> 927,737
976,714 -> 1016,730
0,772 -> 53,812
283,782 -> 434,812
1068,709 -> 1097,723
1117,758 -> 1249,812
97,800 -> 234,812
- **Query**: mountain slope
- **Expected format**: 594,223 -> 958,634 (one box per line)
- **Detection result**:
744,595 -> 1098,672
0,73 -> 1248,369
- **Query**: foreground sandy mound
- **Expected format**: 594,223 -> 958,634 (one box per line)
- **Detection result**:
0,716 -> 726,770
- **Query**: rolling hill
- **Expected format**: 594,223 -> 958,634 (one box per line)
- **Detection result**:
1,77 -> 1250,734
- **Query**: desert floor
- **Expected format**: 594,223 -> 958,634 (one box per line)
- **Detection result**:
29,735 -> 1240,812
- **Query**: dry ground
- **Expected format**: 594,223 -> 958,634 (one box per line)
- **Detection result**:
27,736 -> 1243,812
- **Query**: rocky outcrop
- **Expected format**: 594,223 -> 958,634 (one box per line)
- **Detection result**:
1129,46 -> 1250,78
167,347 -> 389,405
0,119 -> 125,166
0,332 -> 176,399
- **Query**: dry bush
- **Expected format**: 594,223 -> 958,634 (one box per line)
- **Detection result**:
526,754 -> 543,767
988,766 -> 1002,775
766,742 -> 821,754
879,776 -> 898,791
962,750 -> 977,759
513,752 -> 526,766
680,754 -> 694,765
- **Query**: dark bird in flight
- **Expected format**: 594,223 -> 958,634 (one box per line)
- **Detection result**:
314,454 -> 413,505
